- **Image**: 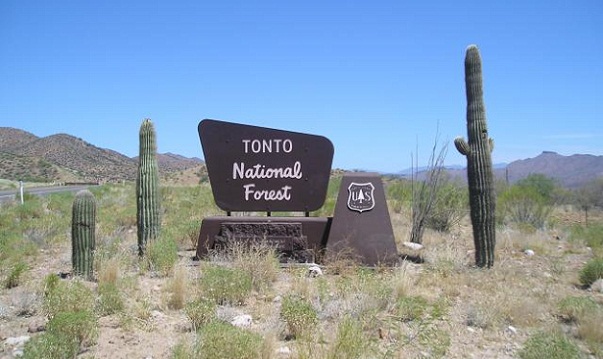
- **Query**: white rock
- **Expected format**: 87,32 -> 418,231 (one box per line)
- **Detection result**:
230,314 -> 253,328
5,336 -> 30,347
277,346 -> 291,355
272,295 -> 282,303
524,249 -> 535,256
151,310 -> 164,319
308,265 -> 323,277
13,348 -> 24,357
403,242 -> 424,251
591,279 -> 603,293
506,325 -> 518,335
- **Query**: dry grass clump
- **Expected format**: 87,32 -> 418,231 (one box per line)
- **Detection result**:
164,265 -> 188,310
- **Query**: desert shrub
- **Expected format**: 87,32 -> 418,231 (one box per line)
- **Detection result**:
185,298 -> 216,331
518,331 -> 583,359
387,179 -> 412,214
43,276 -> 95,319
23,310 -> 98,358
424,181 -> 467,232
393,295 -> 429,322
3,260 -> 28,289
144,234 -> 179,276
579,257 -> 603,287
22,331 -> 80,359
281,295 -> 319,339
193,321 -> 264,359
226,241 -> 280,294
569,224 -> 603,253
96,282 -> 124,316
199,265 -> 252,305
165,266 -> 188,310
498,185 -> 552,229
558,296 -> 599,322
46,310 -> 98,347
326,315 -> 374,359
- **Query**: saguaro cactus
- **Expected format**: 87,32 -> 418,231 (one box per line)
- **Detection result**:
454,45 -> 496,268
137,118 -> 161,256
72,189 -> 96,279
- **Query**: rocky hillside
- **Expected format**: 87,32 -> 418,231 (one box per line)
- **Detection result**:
505,151 -> 603,188
0,127 -> 202,183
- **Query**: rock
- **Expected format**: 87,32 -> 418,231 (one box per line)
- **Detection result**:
307,265 -> 323,277
524,249 -> 535,256
230,314 -> 253,328
506,325 -> 518,335
13,348 -> 24,357
5,335 -> 30,347
151,310 -> 164,319
591,279 -> 603,293
403,242 -> 424,251
27,321 -> 46,333
277,346 -> 291,355
272,295 -> 282,303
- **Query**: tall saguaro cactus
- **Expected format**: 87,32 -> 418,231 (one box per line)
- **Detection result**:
72,189 -> 96,279
137,118 -> 161,256
454,45 -> 496,268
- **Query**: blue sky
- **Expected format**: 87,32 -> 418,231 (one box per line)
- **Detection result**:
1,0 -> 601,172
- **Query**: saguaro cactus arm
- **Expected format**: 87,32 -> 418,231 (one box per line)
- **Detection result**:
454,137 -> 470,156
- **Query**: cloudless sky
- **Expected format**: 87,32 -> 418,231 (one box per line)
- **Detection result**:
1,0 -> 601,172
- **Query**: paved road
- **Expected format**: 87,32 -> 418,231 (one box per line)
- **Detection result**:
0,185 -> 94,203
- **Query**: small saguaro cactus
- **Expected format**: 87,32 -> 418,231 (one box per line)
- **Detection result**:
72,189 -> 96,279
454,44 -> 496,268
137,118 -> 161,256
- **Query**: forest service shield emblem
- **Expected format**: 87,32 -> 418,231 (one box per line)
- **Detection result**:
347,182 -> 375,213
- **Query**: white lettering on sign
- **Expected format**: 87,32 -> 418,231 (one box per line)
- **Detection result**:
232,161 -> 303,180
242,139 -> 293,153
236,138 -> 301,203
243,183 -> 292,201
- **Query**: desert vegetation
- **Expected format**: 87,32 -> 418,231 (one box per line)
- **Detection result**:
1,172 -> 602,358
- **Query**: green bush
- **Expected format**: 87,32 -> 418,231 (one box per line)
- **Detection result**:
46,310 -> 98,347
326,315 -> 374,359
43,277 -> 95,319
558,296 -> 599,322
425,181 -> 467,232
280,295 -> 318,339
22,331 -> 80,359
3,260 -> 28,289
570,224 -> 603,252
579,257 -> 603,287
498,185 -> 552,229
23,310 -> 98,359
96,282 -> 125,316
144,234 -> 179,276
193,321 -> 264,359
393,296 -> 429,322
185,298 -> 216,331
518,331 -> 583,359
199,265 -> 252,305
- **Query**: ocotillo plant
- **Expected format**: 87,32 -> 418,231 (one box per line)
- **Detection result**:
137,118 -> 161,256
454,45 -> 496,268
72,189 -> 96,279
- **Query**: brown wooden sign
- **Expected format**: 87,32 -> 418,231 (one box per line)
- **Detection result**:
198,119 -> 334,212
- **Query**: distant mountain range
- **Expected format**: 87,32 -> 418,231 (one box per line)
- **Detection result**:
1,127 -> 601,188
396,151 -> 603,189
0,127 -> 203,183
